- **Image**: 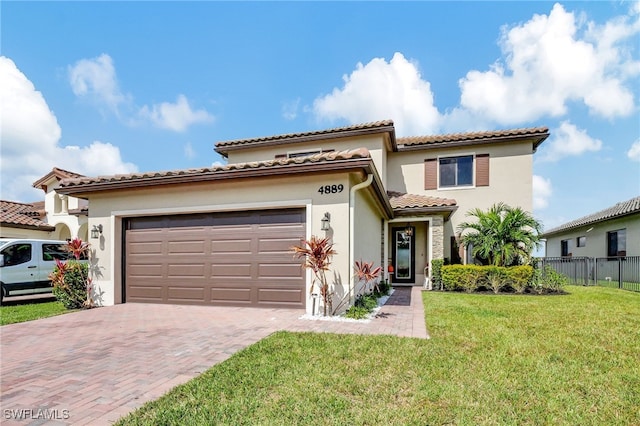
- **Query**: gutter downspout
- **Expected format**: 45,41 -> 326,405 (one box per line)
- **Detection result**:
349,174 -> 374,306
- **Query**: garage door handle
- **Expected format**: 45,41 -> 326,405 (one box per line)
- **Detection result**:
28,265 -> 37,269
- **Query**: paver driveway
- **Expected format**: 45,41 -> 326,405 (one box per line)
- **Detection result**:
0,287 -> 427,425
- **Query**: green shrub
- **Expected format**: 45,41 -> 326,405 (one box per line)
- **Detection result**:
506,265 -> 534,294
51,261 -> 89,309
484,266 -> 508,294
442,265 -> 486,292
431,259 -> 444,290
374,279 -> 391,297
532,266 -> 568,294
344,305 -> 370,320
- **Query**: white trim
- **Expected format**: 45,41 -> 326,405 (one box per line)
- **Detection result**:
436,152 -> 477,190
111,199 -> 313,218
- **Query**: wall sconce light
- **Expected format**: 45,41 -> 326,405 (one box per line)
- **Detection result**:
404,224 -> 413,237
91,224 -> 103,239
321,212 -> 331,231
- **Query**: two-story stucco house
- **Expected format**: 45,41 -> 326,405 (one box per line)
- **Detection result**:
56,120 -> 548,313
1,168 -> 89,240
542,196 -> 640,258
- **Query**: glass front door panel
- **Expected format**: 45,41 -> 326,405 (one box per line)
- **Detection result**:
392,226 -> 415,284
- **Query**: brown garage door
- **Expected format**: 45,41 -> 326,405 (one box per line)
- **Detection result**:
124,208 -> 306,308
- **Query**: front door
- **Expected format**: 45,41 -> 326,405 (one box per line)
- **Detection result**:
392,226 -> 415,284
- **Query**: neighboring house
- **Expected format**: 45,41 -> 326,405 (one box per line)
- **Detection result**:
0,168 -> 89,240
56,120 -> 549,313
542,196 -> 640,258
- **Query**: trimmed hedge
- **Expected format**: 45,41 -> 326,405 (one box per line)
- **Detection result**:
440,264 -> 563,294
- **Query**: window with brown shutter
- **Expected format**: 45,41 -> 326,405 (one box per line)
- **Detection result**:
475,154 -> 490,187
424,158 -> 437,190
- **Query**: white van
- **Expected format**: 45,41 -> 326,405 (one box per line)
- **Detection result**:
0,239 -> 76,303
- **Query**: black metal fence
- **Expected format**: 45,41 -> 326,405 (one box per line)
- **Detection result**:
536,256 -> 640,292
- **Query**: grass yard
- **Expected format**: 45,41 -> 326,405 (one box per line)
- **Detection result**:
0,299 -> 71,325
117,286 -> 640,425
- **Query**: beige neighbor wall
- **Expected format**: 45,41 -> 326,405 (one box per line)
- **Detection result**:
0,227 -> 52,239
85,172 -> 373,314
545,214 -> 640,258
44,181 -> 88,240
225,134 -> 389,187
387,141 -> 534,262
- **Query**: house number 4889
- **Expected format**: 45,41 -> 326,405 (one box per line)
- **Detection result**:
318,184 -> 344,194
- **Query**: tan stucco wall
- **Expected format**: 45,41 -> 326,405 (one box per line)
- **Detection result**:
352,187 -> 384,297
545,214 -> 640,258
388,142 -> 535,262
84,171 -> 384,313
225,134 -> 388,187
0,227 -> 52,239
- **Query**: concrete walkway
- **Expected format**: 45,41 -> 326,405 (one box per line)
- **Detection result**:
0,286 -> 428,425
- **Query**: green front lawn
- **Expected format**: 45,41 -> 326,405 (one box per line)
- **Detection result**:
117,286 -> 640,425
0,298 -> 71,325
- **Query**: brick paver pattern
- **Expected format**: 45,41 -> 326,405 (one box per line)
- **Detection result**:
0,287 -> 428,425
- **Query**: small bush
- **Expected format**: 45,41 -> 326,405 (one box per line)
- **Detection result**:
375,279 -> 391,297
344,305 -> 370,320
532,266 -> 568,294
431,259 -> 444,290
484,266 -> 508,294
51,261 -> 89,309
507,265 -> 534,294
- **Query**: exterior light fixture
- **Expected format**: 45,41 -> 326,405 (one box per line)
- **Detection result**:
404,224 -> 413,237
321,212 -> 331,231
91,224 -> 103,239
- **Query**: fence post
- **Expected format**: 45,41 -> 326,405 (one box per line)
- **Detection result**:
618,258 -> 623,289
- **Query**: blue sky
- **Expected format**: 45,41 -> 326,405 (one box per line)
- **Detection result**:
2,1 -> 639,233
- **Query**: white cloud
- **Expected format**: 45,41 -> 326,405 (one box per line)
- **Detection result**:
533,174 -> 553,209
538,121 -> 602,162
0,56 -> 137,202
628,139 -> 640,162
184,142 -> 196,159
458,3 -> 639,124
68,54 -> 130,114
312,52 -> 441,136
139,95 -> 214,132
282,98 -> 300,120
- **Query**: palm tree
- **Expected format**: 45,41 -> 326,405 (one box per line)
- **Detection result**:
457,203 -> 542,267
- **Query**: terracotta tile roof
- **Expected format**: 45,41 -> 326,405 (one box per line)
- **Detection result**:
58,148 -> 374,192
397,127 -> 549,151
0,200 -> 54,231
215,120 -> 396,156
543,196 -> 640,236
33,167 -> 85,190
387,191 -> 457,209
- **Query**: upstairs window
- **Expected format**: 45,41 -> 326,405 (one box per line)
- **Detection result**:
425,154 -> 489,190
576,236 -> 586,247
440,156 -> 473,188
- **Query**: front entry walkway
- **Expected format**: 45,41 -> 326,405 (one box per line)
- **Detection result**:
0,287 -> 427,425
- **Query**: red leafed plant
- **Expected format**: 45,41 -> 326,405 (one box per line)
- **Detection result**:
354,259 -> 383,294
291,236 -> 336,316
49,238 -> 94,309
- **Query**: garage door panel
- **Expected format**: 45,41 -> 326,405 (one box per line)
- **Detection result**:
211,263 -> 252,278
127,285 -> 164,301
167,263 -> 206,277
126,208 -> 305,308
167,240 -> 206,254
210,287 -> 252,303
128,241 -> 164,255
258,288 -> 303,303
258,263 -> 304,278
167,286 -> 205,301
128,263 -> 164,277
211,239 -> 252,253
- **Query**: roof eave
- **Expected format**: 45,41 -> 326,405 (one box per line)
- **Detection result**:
541,210 -> 640,238
215,124 -> 396,157
393,205 -> 458,219
56,158 -> 375,197
398,130 -> 550,152
0,222 -> 55,232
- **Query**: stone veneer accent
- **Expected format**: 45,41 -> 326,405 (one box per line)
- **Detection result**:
431,216 -> 444,260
